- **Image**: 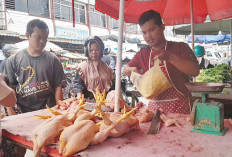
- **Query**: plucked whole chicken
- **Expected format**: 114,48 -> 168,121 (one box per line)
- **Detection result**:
100,112 -> 140,137
31,99 -> 85,157
31,89 -> 143,157
59,120 -> 99,157
106,90 -> 130,111
31,114 -> 73,157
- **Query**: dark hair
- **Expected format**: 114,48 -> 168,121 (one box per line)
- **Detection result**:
139,10 -> 163,27
26,19 -> 49,36
84,36 -> 104,58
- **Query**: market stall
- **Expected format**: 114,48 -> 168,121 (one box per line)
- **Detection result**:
61,52 -> 87,63
2,108 -> 232,157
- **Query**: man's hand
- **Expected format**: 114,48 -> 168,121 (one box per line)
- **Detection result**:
6,107 -> 16,116
158,50 -> 200,77
54,86 -> 63,105
123,65 -> 139,76
158,50 -> 170,61
0,74 -> 10,86
131,67 -> 140,74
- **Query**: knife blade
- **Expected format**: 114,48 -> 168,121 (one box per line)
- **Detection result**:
147,110 -> 161,134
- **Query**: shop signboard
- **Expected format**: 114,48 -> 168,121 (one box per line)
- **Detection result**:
56,26 -> 88,41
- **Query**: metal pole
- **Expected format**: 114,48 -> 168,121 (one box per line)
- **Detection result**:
230,19 -> 232,67
114,0 -> 125,112
190,0 -> 196,82
3,0 -> 7,30
50,0 -> 56,37
190,0 -> 194,50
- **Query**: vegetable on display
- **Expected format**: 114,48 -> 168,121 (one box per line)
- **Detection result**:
196,64 -> 232,83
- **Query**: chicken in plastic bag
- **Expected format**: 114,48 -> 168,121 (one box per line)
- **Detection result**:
130,57 -> 172,99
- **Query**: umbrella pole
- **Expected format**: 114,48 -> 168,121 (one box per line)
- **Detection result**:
190,0 -> 196,82
230,19 -> 232,67
114,0 -> 125,112
190,0 -> 194,50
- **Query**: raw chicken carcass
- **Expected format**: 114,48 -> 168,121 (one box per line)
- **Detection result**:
59,107 -> 138,156
73,105 -> 111,125
31,114 -> 73,157
55,97 -> 79,110
91,107 -> 137,145
75,109 -> 92,119
99,108 -> 139,137
59,120 -> 99,157
160,113 -> 181,128
91,123 -> 115,145
59,106 -> 110,157
134,102 -> 154,123
32,96 -> 86,157
106,90 -> 131,111
73,109 -> 96,124
71,88 -> 111,124
134,108 -> 154,123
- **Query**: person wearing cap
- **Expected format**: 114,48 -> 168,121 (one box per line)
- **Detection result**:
72,36 -> 114,100
101,48 -> 116,72
123,10 -> 200,114
3,19 -> 66,113
0,44 -> 18,73
194,45 -> 214,69
0,44 -> 20,116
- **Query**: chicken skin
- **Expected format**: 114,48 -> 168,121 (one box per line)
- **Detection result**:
106,90 -> 131,111
32,99 -> 86,157
59,120 -> 99,157
100,111 -> 140,137
134,102 -> 154,123
31,114 -> 73,157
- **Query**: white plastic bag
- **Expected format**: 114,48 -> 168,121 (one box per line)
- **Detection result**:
131,58 -> 172,99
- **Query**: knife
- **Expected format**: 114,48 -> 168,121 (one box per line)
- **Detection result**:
147,110 -> 161,134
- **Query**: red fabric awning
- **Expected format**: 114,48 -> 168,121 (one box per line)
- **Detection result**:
95,0 -> 232,25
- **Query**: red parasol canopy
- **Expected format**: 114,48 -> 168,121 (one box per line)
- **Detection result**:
95,0 -> 232,25
95,0 -> 232,112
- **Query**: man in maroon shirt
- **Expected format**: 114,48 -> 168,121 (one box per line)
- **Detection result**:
123,10 -> 200,114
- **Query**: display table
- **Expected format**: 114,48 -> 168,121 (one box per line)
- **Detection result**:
129,87 -> 232,118
2,109 -> 232,157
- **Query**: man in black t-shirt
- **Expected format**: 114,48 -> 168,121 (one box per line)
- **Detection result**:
4,19 -> 66,113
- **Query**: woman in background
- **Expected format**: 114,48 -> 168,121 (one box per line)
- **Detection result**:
73,36 -> 114,100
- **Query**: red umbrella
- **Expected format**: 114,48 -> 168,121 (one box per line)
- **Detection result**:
95,0 -> 232,25
95,0 -> 232,112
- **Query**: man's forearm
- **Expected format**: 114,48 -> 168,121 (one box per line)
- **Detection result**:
123,65 -> 139,76
6,107 -> 16,116
55,86 -> 63,104
168,54 -> 200,77
0,91 -> 17,107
